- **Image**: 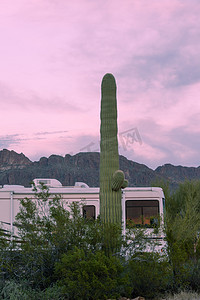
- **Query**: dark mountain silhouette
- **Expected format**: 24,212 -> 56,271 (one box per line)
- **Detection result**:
155,163 -> 200,185
0,149 -> 199,188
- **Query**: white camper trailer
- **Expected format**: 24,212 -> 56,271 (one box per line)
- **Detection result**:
0,179 -> 166,253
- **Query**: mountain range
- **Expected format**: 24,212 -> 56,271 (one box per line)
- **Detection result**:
0,149 -> 199,189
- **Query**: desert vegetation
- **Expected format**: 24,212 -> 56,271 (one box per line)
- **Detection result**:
0,180 -> 200,299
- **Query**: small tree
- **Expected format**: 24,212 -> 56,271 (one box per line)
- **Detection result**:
165,180 -> 200,290
12,183 -> 124,288
12,183 -> 71,287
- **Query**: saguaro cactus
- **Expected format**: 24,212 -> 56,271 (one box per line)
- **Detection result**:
100,73 -> 128,227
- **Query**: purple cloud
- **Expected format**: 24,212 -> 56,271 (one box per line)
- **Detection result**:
0,0 -> 200,168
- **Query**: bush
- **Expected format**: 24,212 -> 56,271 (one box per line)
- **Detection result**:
4,181 -> 200,298
128,252 -> 173,299
11,184 -> 111,288
153,180 -> 200,292
0,280 -> 33,300
185,259 -> 200,292
55,247 -> 130,300
0,280 -> 64,300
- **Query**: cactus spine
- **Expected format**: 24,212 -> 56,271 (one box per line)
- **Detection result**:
100,73 -> 128,227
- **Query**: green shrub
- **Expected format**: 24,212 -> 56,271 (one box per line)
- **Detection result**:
6,181 -> 200,298
152,180 -> 200,293
185,259 -> 200,292
55,247 -> 130,300
0,280 -> 33,300
11,185 -> 111,288
128,252 -> 173,299
0,280 -> 64,300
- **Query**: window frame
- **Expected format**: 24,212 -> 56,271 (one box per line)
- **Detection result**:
82,205 -> 96,220
125,199 -> 159,228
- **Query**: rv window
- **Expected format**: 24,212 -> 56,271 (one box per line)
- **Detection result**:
83,205 -> 95,220
126,200 -> 159,228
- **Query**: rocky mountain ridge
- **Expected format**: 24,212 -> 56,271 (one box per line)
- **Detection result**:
155,163 -> 200,182
0,149 -> 31,171
0,149 -> 199,188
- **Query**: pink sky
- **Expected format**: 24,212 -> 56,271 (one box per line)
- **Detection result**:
0,0 -> 200,169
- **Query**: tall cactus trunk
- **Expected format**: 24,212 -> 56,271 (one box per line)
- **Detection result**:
100,73 -> 128,254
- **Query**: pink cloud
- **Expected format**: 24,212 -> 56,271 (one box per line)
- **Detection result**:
0,0 -> 200,168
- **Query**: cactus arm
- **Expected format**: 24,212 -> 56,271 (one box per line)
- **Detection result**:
112,170 -> 125,191
121,179 -> 128,189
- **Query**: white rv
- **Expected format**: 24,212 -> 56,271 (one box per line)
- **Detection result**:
0,178 -> 166,253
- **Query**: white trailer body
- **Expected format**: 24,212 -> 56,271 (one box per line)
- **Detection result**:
0,179 -> 166,253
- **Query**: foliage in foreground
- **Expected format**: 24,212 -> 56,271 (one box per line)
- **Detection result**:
0,280 -> 64,300
128,252 -> 172,299
0,181 -> 200,299
55,247 -> 129,300
154,179 -> 200,292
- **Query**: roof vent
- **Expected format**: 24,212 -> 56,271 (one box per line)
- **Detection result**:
74,182 -> 89,188
33,179 -> 62,188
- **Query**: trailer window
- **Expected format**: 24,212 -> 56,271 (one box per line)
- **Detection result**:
83,205 -> 95,220
126,200 -> 159,228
